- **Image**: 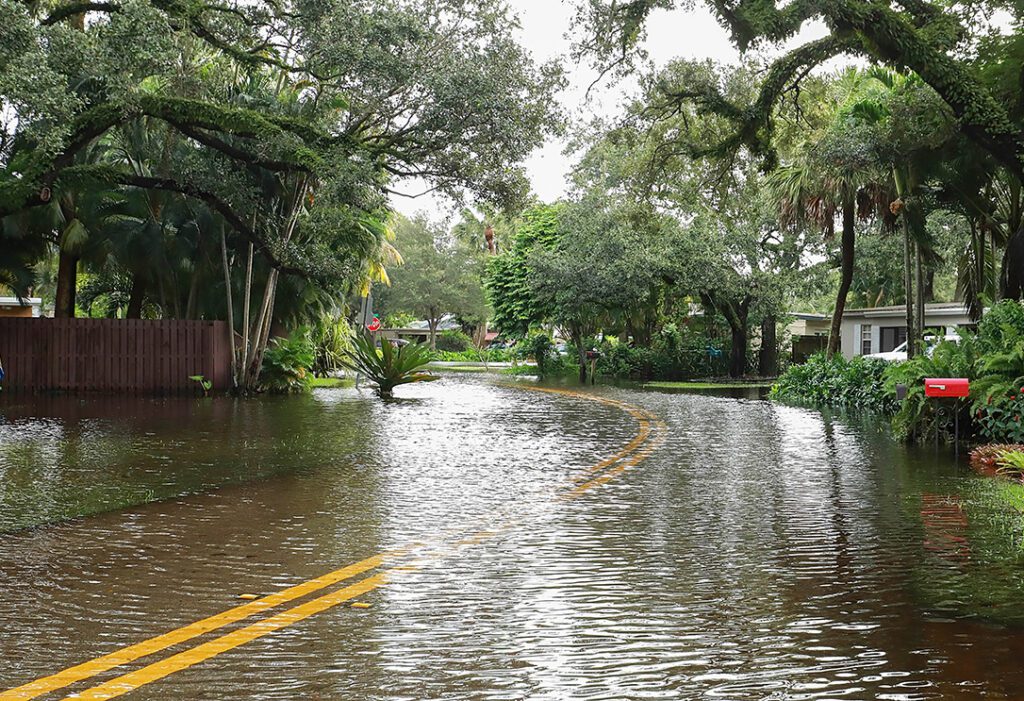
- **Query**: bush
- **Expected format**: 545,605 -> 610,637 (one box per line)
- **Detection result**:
261,329 -> 316,393
434,348 -> 513,363
770,353 -> 896,413
310,315 -> 354,376
518,333 -> 555,375
977,300 -> 1024,354
885,337 -> 980,441
595,324 -> 747,380
435,329 -> 473,352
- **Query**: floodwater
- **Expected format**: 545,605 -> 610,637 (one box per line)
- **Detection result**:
2,376 -> 1024,699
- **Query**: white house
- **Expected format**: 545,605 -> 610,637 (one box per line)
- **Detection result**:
839,302 -> 975,358
0,297 -> 43,318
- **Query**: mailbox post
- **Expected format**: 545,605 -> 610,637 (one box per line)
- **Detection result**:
924,378 -> 970,455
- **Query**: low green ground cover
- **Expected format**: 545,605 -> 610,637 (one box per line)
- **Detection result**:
310,377 -> 355,388
644,381 -> 772,390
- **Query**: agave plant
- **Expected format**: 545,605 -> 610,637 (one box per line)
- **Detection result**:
341,334 -> 438,398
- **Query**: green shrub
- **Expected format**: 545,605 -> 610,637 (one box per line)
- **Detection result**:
977,300 -> 1024,354
261,329 -> 316,393
310,314 -> 354,376
435,329 -> 473,352
885,337 -> 981,441
518,333 -> 555,375
969,302 -> 1024,443
595,324 -> 745,380
434,348 -> 513,363
770,353 -> 896,413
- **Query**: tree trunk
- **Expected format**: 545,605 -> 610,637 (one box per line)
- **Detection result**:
220,227 -> 238,390
902,211 -> 916,358
126,274 -> 145,319
428,318 -> 438,350
758,314 -> 778,377
729,324 -> 747,378
54,251 -> 78,318
575,328 -> 588,384
827,199 -> 856,358
1001,221 -> 1024,300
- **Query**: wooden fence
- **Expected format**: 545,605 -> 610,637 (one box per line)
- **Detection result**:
0,319 -> 232,394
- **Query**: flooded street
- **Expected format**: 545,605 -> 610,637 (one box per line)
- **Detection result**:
3,377 -> 1024,699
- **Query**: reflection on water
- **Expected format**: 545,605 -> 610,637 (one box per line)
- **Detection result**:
2,377 -> 1024,699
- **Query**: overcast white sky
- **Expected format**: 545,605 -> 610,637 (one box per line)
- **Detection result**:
389,1 -> 831,220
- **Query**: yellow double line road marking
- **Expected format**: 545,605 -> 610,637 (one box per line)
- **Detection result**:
0,554 -> 398,700
3,385 -> 663,701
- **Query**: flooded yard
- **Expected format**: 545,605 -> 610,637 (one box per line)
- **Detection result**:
2,376 -> 1024,699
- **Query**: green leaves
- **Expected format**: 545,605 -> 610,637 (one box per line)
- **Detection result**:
261,329 -> 316,393
60,218 -> 89,253
483,204 -> 562,338
340,334 -> 438,399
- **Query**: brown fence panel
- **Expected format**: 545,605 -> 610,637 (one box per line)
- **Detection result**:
0,318 -> 233,395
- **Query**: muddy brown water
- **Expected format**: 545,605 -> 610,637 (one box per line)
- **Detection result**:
2,376 -> 1024,699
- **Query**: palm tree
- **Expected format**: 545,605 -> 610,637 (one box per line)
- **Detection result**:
769,153 -> 874,358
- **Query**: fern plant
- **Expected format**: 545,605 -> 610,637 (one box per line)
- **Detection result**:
341,334 -> 439,399
995,449 -> 1024,477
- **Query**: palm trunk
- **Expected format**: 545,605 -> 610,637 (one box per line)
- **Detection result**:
895,168 -> 917,359
1001,221 -> 1024,301
915,241 -> 926,340
54,251 -> 78,318
827,198 -> 856,358
126,274 -> 145,319
903,221 -> 915,358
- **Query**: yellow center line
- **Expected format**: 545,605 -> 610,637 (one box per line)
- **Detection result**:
6,385 -> 663,700
59,573 -> 390,701
0,551 -> 407,701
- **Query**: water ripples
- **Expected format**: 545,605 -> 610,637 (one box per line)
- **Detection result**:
3,378 -> 1024,699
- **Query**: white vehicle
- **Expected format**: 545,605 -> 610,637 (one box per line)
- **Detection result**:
864,334 -> 961,362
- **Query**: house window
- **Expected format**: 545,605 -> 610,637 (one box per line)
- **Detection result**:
861,324 -> 873,355
880,326 -> 907,353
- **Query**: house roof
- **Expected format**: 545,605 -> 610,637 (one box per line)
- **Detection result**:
841,302 -> 970,319
392,314 -> 462,334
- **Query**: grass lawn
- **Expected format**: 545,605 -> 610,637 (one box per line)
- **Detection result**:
429,365 -> 496,373
642,381 -> 773,390
310,377 -> 355,388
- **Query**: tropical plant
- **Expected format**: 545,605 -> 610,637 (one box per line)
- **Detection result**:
189,375 -> 213,396
310,315 -> 355,377
341,334 -> 439,399
886,337 -> 981,440
260,330 -> 316,394
996,449 -> 1024,477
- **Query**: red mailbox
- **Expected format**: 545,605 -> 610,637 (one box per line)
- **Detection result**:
924,378 -> 970,398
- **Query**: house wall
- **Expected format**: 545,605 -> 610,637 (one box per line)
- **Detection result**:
0,305 -> 33,318
840,309 -> 974,358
